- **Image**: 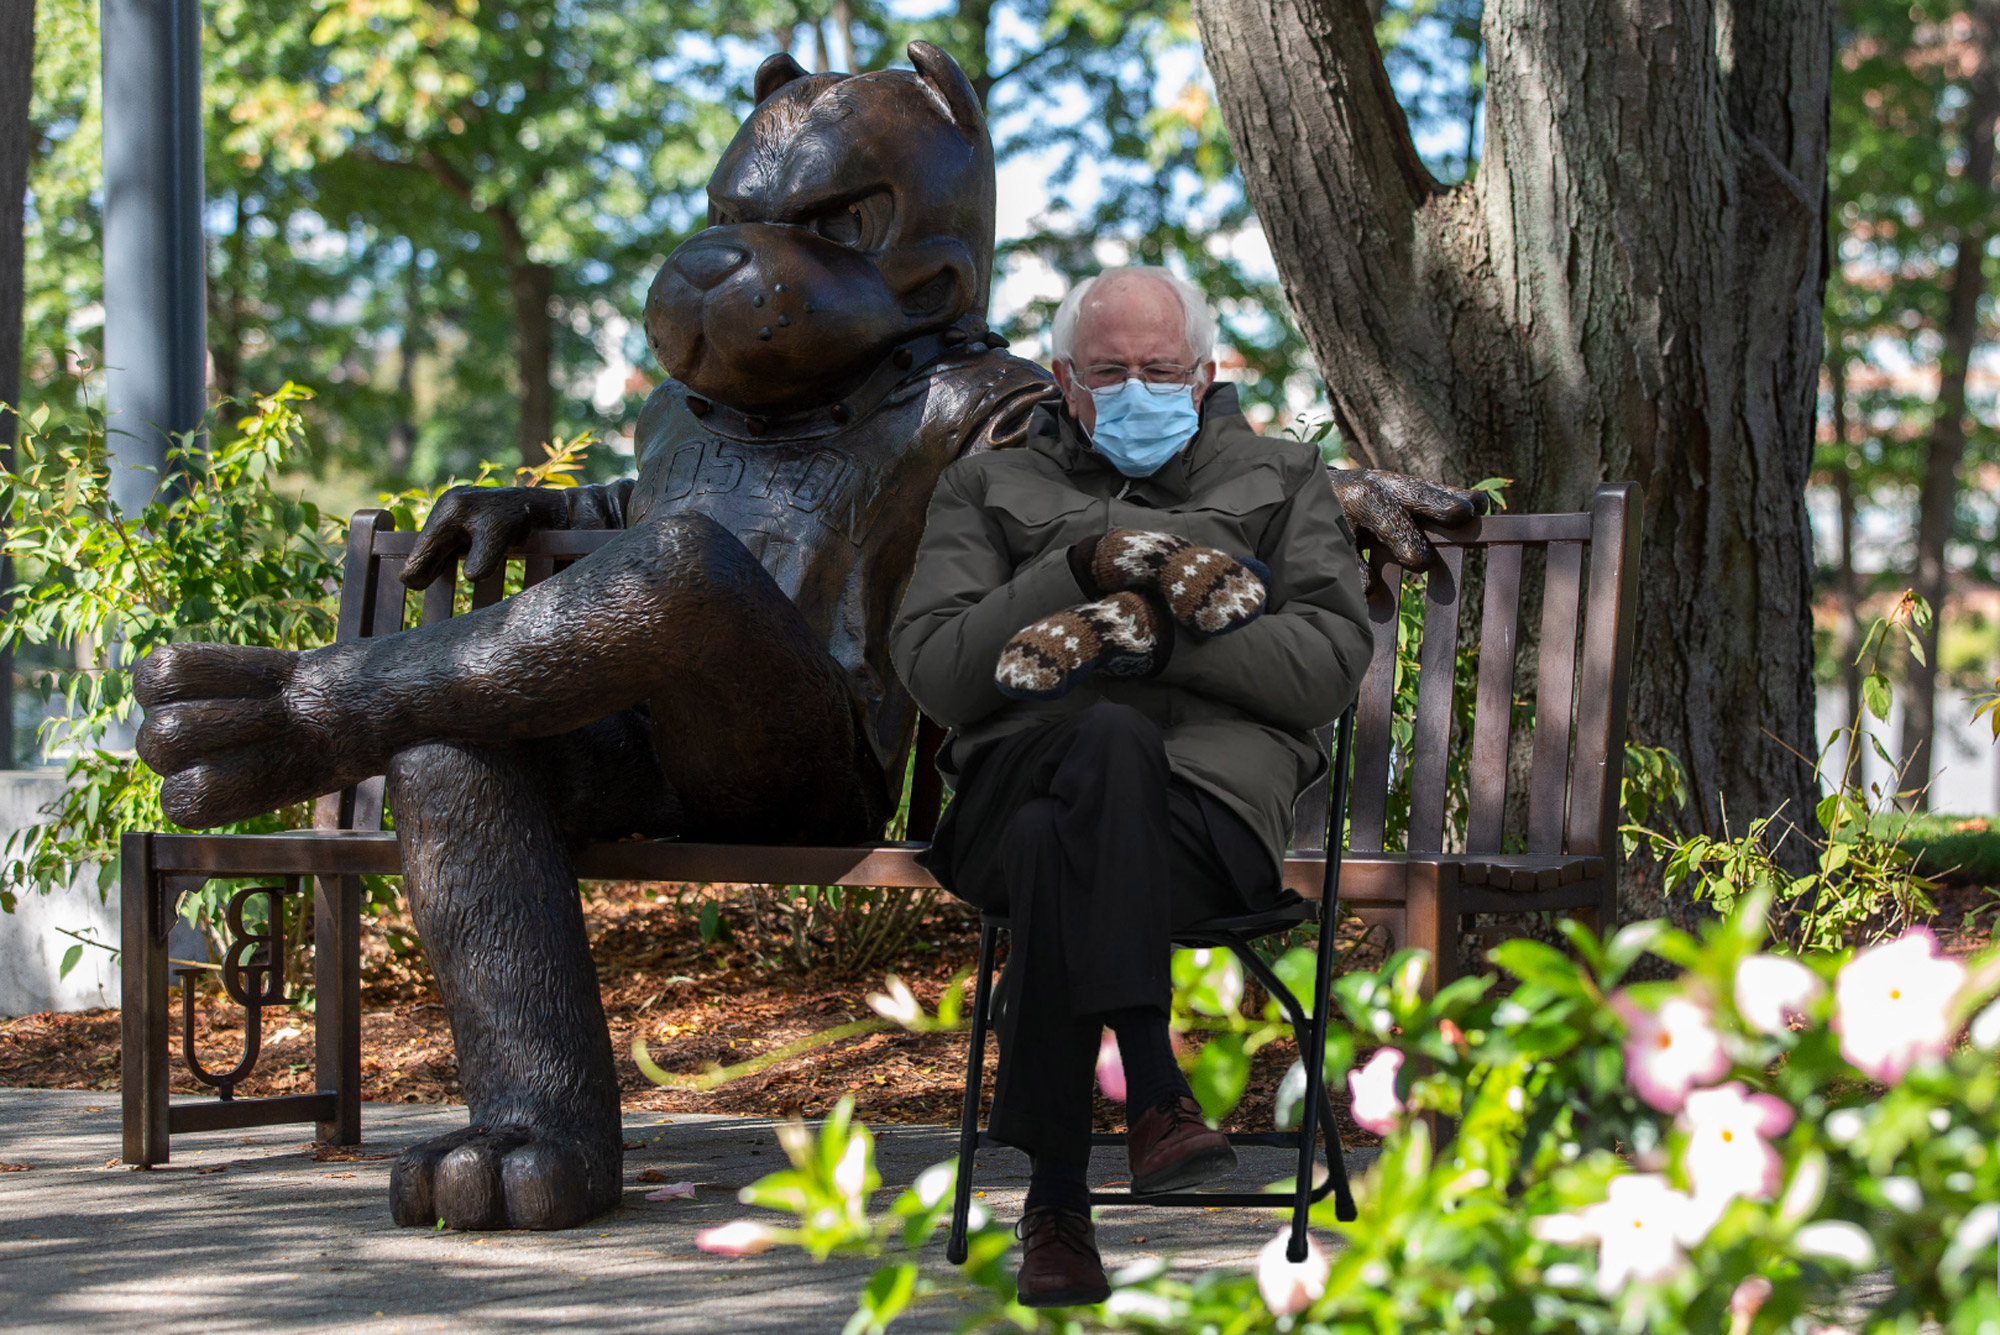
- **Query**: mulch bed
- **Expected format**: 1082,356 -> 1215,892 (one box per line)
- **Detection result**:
7,879 -> 1986,1144
0,880 -> 1390,1145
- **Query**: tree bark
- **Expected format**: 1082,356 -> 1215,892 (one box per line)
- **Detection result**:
508,255 -> 554,469
1897,0 -> 2000,811
1826,339 -> 1864,789
1194,0 -> 1832,914
0,0 -> 34,768
415,149 -> 553,468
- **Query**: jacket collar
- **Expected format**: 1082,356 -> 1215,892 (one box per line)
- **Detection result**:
1027,382 -> 1244,505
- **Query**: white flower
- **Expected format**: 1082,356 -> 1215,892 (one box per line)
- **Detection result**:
1833,928 -> 1966,1083
1256,1230 -> 1330,1317
696,1219 -> 779,1256
1877,1176 -> 1923,1213
1612,991 -> 1731,1113
1970,996 -> 2000,1051
1794,1220 -> 1877,1269
1678,1081 -> 1794,1204
1531,1174 -> 1714,1296
833,1134 -> 871,1200
1347,1047 -> 1405,1136
1824,1108 -> 1865,1144
865,975 -> 924,1028
1734,954 -> 1825,1035
913,1163 -> 955,1210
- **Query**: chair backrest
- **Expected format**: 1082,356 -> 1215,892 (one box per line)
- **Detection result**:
312,511 -> 950,841
1289,482 -> 1643,862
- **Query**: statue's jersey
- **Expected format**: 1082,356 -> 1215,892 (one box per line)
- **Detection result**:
575,346 -> 1055,775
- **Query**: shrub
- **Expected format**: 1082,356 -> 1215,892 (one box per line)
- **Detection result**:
704,890 -> 2000,1333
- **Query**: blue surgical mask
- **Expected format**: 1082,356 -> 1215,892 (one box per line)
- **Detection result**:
1086,379 -> 1200,478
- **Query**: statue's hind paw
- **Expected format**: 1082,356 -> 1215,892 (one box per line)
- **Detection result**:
389,1124 -> 621,1231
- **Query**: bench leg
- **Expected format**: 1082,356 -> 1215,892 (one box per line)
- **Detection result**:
1403,861 -> 1461,1148
946,921 -> 999,1266
121,833 -> 171,1165
314,874 -> 363,1145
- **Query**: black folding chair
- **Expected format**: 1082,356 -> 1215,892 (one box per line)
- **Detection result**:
944,708 -> 1358,1266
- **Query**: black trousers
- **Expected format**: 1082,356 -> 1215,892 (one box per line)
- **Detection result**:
925,702 -> 1285,1156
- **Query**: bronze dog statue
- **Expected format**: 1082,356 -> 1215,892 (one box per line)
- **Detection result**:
135,42 -> 1475,1231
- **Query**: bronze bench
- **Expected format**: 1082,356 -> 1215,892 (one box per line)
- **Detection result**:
122,482 -> 1641,1165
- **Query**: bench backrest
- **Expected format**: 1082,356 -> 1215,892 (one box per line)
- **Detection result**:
319,482 -> 1641,861
1288,481 -> 1642,862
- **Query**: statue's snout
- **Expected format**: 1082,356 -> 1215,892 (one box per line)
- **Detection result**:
672,237 -> 750,292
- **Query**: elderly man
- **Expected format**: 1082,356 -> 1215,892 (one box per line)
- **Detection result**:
891,266 -> 1376,1305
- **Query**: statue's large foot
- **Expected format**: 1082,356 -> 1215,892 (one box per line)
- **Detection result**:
388,1124 -> 622,1231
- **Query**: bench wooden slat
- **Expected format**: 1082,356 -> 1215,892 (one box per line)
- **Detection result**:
1348,553 -> 1403,853
1527,541 -> 1584,853
1567,485 -> 1644,857
421,559 -> 457,626
1465,542 -> 1523,852
1405,544 -> 1464,853
1422,511 -> 1593,546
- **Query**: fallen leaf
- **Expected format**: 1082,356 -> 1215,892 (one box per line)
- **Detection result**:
622,1140 -> 647,1151
196,1166 -> 229,1175
644,1181 -> 697,1201
0,1163 -> 29,1173
636,1167 -> 667,1183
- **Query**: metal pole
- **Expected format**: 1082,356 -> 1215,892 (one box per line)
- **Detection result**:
101,0 -> 206,517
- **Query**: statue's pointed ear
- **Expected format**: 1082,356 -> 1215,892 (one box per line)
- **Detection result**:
754,52 -> 810,105
907,40 -> 985,140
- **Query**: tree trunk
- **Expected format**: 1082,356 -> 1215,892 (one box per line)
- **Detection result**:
1896,0 -> 2000,811
1193,0 -> 1831,915
389,246 -> 424,474
1826,339 -> 1864,789
0,0 -> 34,769
509,257 -> 554,469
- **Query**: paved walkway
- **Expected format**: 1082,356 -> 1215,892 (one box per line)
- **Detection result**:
0,1089 -> 1374,1333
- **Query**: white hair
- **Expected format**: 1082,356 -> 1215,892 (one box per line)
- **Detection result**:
1049,266 -> 1217,366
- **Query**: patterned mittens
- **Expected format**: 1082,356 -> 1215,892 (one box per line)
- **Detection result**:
1084,528 -> 1269,636
993,529 -> 1271,701
995,591 -> 1163,701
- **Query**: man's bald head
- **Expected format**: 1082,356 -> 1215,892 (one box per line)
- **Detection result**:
1049,266 -> 1218,433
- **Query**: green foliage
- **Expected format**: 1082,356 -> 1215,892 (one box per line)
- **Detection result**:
0,386 -> 343,913
729,891 -> 2000,1333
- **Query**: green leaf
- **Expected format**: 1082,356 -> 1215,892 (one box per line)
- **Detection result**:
1862,671 -> 1892,721
698,901 -> 723,944
58,943 -> 82,980
1272,1058 -> 1308,1132
1188,1033 -> 1249,1123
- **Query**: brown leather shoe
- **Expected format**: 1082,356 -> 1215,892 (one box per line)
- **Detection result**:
1128,1093 -> 1238,1194
1015,1206 -> 1110,1308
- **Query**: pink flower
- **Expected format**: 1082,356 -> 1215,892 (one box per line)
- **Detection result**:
1833,928 -> 1967,1083
1531,1173 -> 1714,1295
1678,1081 -> 1794,1204
1347,1047 -> 1405,1136
1734,954 -> 1824,1035
1613,991 -> 1730,1113
696,1220 -> 778,1256
1256,1229 -> 1329,1316
1095,1029 -> 1126,1104
1729,1276 -> 1774,1335
644,1180 -> 697,1201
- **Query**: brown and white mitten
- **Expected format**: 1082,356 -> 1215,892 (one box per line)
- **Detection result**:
995,591 -> 1164,701
1082,528 -> 1269,637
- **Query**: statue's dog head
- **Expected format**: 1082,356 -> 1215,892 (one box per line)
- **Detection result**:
644,42 -> 995,416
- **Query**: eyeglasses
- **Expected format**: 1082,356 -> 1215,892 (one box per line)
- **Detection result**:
1074,361 -> 1201,393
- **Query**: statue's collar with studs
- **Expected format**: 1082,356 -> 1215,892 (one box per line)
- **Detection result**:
682,319 -> 1011,444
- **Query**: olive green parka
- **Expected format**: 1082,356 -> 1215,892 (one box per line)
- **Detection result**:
888,385 -> 1373,873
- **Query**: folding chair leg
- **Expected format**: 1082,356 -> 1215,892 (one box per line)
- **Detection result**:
946,920 -> 1000,1266
120,833 -> 170,1166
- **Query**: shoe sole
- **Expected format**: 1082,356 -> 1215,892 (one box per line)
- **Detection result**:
1130,1141 -> 1239,1195
1018,1281 -> 1113,1309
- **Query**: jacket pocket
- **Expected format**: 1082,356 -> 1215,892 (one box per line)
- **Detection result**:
983,482 -> 1096,566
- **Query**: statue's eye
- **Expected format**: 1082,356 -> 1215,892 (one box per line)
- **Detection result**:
809,191 -> 890,250
813,203 -> 865,247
